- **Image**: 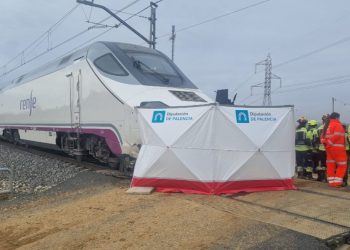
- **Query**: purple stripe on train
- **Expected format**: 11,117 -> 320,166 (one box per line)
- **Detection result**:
0,125 -> 122,156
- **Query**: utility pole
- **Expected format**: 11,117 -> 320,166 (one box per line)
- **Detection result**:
77,0 -> 154,47
149,2 -> 157,49
251,54 -> 281,106
332,97 -> 335,112
170,25 -> 176,61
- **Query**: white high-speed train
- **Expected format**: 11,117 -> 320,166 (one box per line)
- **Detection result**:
0,41 -> 213,171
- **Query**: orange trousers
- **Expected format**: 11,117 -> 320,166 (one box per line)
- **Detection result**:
326,149 -> 348,187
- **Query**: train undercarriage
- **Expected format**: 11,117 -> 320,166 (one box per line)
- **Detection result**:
1,128 -> 134,176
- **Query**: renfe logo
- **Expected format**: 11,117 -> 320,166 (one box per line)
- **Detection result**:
152,110 -> 166,123
20,90 -> 37,116
235,110 -> 249,123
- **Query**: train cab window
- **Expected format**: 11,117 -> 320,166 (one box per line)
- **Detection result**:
128,52 -> 178,77
94,53 -> 128,76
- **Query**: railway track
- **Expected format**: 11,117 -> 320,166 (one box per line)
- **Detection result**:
186,183 -> 350,249
0,139 -> 132,180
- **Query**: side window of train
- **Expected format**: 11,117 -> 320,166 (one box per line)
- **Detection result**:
94,53 -> 128,76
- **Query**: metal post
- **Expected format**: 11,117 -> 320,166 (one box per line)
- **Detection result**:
263,54 -> 272,106
149,2 -> 157,49
332,97 -> 335,112
170,25 -> 176,61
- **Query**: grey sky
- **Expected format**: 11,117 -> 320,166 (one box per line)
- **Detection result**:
1,0 -> 349,123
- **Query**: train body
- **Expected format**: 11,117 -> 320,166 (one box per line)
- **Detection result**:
0,42 -> 212,169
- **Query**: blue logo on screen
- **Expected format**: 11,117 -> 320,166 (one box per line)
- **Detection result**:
152,111 -> 166,123
236,110 -> 250,123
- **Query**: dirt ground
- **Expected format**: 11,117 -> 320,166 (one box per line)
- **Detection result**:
0,172 -> 328,250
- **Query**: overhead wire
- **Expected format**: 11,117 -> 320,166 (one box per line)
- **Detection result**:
156,0 -> 271,40
0,4 -> 80,70
240,74 -> 350,104
236,38 -> 350,103
80,4 -> 90,21
143,0 -> 272,93
229,11 -> 350,96
245,77 -> 350,105
274,34 -> 350,69
88,0 -> 142,27
109,9 -> 148,19
1,0 -> 165,80
0,0 -> 144,78
335,98 -> 350,112
88,4 -> 94,21
336,98 -> 350,106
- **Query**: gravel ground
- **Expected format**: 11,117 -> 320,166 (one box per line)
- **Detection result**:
0,173 -> 329,250
0,143 -> 80,195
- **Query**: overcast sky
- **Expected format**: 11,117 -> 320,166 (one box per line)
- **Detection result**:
0,0 -> 349,123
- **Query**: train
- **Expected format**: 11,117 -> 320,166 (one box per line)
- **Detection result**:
0,41 -> 213,173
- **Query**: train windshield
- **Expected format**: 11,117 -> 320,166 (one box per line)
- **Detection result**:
126,52 -> 181,85
100,42 -> 198,88
128,52 -> 178,77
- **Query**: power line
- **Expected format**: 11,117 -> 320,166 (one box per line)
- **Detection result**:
274,35 -> 350,69
232,73 -> 256,95
336,98 -> 350,107
227,17 -> 350,96
1,4 -> 80,69
87,0 -> 142,28
234,40 -> 350,96
276,74 -> 350,90
96,0 -> 164,26
245,78 -> 350,105
144,0 -> 272,93
62,1 -> 167,60
0,0 -> 144,78
235,37 -> 350,101
177,0 -> 270,33
273,79 -> 350,95
156,0 -> 271,40
239,74 -> 350,104
109,9 -> 148,19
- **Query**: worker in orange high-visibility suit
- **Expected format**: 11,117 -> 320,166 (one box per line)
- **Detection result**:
321,112 -> 348,187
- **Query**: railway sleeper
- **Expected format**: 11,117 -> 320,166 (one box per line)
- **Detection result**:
325,231 -> 350,249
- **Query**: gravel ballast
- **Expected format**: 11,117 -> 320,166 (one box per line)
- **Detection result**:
0,142 -> 80,195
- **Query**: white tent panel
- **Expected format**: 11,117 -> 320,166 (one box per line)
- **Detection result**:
228,152 -> 282,180
172,107 -> 216,149
212,151 -> 257,181
137,105 -> 211,146
137,115 -> 165,146
174,106 -> 256,151
261,109 -> 295,152
132,104 -> 295,195
132,145 -> 166,177
210,109 -> 256,151
171,148 -> 256,181
220,106 -> 292,148
172,148 -> 218,181
263,151 -> 296,178
138,148 -> 201,180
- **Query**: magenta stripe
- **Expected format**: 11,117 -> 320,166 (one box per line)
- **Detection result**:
0,125 -> 122,155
